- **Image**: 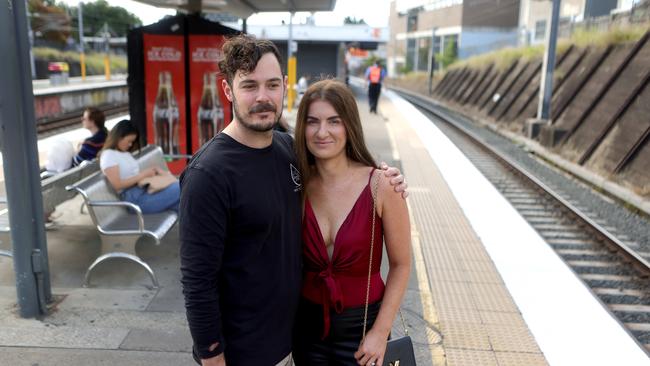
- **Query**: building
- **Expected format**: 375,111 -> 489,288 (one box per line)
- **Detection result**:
242,24 -> 388,81
387,0 -> 521,76
519,0 -> 621,45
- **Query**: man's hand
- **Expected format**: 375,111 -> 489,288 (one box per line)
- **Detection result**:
202,353 -> 225,366
380,162 -> 408,199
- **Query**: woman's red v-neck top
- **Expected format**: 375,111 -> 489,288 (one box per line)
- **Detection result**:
301,168 -> 385,338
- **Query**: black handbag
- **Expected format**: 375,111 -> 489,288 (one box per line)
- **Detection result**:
362,171 -> 417,366
383,325 -> 417,366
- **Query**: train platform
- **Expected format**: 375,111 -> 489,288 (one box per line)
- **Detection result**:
0,84 -> 648,365
32,74 -> 127,95
0,114 -> 127,190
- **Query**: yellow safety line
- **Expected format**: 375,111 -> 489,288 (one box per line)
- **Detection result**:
407,203 -> 447,365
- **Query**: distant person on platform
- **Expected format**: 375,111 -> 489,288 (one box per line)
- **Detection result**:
73,107 -> 108,166
365,61 -> 386,114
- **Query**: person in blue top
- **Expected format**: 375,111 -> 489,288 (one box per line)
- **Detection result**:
72,107 -> 108,166
364,61 -> 386,114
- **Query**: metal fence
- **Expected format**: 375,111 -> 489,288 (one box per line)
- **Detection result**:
558,2 -> 650,39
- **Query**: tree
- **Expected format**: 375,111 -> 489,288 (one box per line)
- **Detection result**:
28,0 -> 72,45
68,0 -> 142,39
435,38 -> 458,70
344,16 -> 366,25
28,0 -> 142,47
362,54 -> 384,69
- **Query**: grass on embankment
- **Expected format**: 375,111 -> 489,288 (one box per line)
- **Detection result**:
388,23 -> 649,90
33,47 -> 128,75
448,23 -> 650,73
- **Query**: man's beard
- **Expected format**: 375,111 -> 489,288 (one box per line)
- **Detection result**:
233,98 -> 283,132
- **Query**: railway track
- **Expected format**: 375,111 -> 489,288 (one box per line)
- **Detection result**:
394,88 -> 650,354
37,104 -> 129,138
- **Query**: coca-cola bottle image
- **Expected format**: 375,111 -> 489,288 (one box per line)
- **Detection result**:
197,73 -> 224,146
153,71 -> 180,155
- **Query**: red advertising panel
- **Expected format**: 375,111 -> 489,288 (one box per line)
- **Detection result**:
189,35 -> 232,153
143,34 -> 186,174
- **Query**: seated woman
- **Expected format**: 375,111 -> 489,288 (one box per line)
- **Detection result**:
292,80 -> 411,366
99,120 -> 179,214
73,107 -> 108,166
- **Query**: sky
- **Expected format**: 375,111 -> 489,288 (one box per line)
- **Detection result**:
59,0 -> 393,28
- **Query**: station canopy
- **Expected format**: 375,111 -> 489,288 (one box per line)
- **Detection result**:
135,0 -> 337,19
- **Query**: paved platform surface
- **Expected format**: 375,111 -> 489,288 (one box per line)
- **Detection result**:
0,84 -> 550,365
32,74 -> 127,95
359,85 -> 547,366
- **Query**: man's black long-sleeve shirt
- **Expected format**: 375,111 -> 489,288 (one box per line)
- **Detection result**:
179,131 -> 302,365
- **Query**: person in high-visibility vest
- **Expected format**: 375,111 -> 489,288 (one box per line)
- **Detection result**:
364,61 -> 386,114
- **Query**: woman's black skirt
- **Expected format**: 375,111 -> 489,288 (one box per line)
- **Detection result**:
293,298 -> 381,366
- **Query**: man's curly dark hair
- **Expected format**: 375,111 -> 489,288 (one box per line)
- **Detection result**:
218,34 -> 283,85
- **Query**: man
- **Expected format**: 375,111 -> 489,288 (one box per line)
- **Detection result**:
365,61 -> 386,114
180,35 -> 405,366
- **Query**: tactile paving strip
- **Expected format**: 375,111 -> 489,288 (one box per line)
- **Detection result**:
478,311 -> 528,327
445,348 -> 498,366
495,351 -> 549,366
436,305 -> 483,324
379,96 -> 548,365
484,323 -> 543,353
440,321 -> 492,350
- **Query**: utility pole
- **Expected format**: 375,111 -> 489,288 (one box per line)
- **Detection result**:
428,28 -> 437,94
287,12 -> 296,112
78,1 -> 86,80
103,23 -> 110,80
537,0 -> 561,121
0,0 -> 52,318
24,0 -> 36,79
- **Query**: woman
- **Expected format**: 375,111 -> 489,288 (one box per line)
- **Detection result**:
293,80 -> 411,366
73,107 -> 108,166
100,119 -> 179,214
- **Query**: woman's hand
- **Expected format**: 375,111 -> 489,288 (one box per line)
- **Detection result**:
139,167 -> 157,179
354,328 -> 388,366
154,167 -> 171,176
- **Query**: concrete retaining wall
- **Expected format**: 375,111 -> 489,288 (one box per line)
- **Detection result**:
395,30 -> 650,196
33,82 -> 128,124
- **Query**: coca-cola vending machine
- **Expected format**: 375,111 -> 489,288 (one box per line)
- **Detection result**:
128,15 -> 238,174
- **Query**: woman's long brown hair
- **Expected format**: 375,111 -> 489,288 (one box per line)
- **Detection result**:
295,79 -> 377,189
100,119 -> 140,156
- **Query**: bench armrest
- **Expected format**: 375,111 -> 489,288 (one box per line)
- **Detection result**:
163,153 -> 193,160
87,200 -> 145,232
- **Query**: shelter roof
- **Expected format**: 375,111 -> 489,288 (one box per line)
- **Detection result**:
245,24 -> 388,43
134,0 -> 337,18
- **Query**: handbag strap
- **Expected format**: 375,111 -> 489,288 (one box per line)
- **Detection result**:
362,169 -> 409,341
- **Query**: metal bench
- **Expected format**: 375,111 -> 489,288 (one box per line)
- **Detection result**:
0,158 -> 101,259
66,145 -> 177,288
41,159 -> 100,215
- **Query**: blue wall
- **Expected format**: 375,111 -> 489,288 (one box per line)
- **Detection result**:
459,28 -> 519,60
